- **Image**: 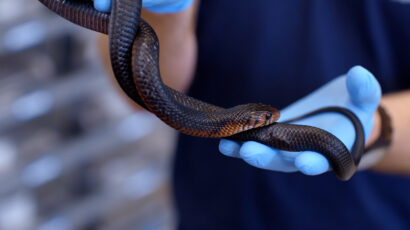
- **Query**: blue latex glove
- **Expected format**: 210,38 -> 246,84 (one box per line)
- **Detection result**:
219,66 -> 382,176
93,0 -> 194,13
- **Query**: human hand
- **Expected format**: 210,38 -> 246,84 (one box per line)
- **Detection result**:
93,0 -> 194,13
219,66 -> 382,176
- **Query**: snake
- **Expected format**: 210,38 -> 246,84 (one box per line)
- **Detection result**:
38,0 -> 374,181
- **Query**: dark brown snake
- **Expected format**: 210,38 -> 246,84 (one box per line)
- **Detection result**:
38,0 -> 381,181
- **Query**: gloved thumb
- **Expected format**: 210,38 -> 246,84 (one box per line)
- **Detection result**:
346,66 -> 381,113
346,66 -> 381,139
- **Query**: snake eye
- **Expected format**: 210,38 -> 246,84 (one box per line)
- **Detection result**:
266,112 -> 272,120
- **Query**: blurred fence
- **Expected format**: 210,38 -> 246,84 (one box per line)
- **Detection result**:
0,1 -> 176,229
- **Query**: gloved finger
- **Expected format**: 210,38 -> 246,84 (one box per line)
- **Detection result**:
279,150 -> 330,175
239,141 -> 297,172
346,66 -> 381,113
219,139 -> 241,158
144,0 -> 194,13
278,150 -> 301,161
143,0 -> 168,8
143,0 -> 183,8
94,0 -> 112,12
294,151 -> 330,175
346,66 -> 381,139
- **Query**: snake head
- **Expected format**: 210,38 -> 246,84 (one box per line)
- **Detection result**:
225,103 -> 280,135
214,104 -> 280,137
247,104 -> 280,128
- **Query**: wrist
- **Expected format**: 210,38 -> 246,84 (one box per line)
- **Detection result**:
366,107 -> 381,147
359,105 -> 393,170
144,0 -> 194,13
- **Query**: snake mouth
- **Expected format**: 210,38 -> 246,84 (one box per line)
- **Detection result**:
251,104 -> 280,125
249,111 -> 279,128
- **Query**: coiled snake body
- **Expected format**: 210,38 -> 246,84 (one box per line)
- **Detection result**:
39,0 -> 368,180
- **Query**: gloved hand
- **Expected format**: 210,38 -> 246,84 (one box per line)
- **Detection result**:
219,66 -> 382,175
93,0 -> 194,13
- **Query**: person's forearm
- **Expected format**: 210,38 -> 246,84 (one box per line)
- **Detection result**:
141,2 -> 198,92
369,90 -> 410,174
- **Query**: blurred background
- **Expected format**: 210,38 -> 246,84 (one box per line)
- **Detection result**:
0,0 -> 177,229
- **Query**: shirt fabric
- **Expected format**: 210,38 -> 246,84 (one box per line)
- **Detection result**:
173,1 -> 410,229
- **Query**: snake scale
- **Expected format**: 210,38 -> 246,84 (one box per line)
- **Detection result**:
38,0 -> 368,181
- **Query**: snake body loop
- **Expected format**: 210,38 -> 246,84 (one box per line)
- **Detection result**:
38,0 -> 367,180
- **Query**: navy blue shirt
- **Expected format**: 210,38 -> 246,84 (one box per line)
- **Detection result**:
173,1 -> 410,229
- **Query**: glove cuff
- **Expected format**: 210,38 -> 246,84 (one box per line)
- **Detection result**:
358,105 -> 393,169
144,0 -> 194,13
